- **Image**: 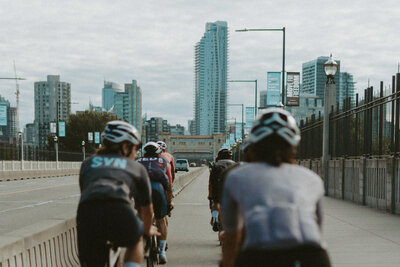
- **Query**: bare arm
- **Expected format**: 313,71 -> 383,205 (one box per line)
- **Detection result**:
222,229 -> 243,267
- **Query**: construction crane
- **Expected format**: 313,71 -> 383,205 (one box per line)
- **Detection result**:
0,61 -> 26,131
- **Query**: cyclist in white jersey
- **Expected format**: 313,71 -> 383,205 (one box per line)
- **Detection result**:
221,108 -> 331,267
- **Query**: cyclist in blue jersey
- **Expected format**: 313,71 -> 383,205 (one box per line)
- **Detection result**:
137,142 -> 174,264
77,121 -> 159,267
221,108 -> 331,267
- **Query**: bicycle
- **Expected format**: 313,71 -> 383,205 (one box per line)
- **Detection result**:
106,241 -> 123,267
144,221 -> 160,267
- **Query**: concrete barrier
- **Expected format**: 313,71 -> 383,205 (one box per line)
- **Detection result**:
0,161 -> 82,182
0,217 -> 80,267
0,167 -> 207,267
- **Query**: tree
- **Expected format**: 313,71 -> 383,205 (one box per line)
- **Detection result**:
48,111 -> 118,154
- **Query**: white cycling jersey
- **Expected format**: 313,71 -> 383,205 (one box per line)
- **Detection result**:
221,162 -> 325,251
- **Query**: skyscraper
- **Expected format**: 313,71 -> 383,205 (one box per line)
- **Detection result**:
302,56 -> 341,101
34,75 -> 71,148
113,80 -> 142,132
102,81 -> 121,111
193,21 -> 228,135
339,72 -> 356,108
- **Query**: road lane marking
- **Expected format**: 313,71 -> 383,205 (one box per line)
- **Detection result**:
175,202 -> 208,206
0,194 -> 80,214
0,182 -> 78,196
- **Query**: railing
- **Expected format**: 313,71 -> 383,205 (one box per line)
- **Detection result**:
298,73 -> 400,159
298,157 -> 400,215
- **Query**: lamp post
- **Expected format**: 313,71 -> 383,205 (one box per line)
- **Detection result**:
228,104 -> 245,140
18,131 -> 23,170
228,80 -> 258,117
322,54 -> 338,195
236,27 -> 286,105
81,140 -> 86,161
54,136 -> 59,169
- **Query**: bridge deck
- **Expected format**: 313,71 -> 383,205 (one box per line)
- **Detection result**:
168,170 -> 400,267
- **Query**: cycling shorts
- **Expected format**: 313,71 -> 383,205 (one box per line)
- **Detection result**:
151,181 -> 167,219
234,245 -> 331,267
77,200 -> 143,267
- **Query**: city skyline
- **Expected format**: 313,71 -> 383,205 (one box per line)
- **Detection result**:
0,1 -> 399,129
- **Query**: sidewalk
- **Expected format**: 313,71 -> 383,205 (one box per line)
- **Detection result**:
323,197 -> 400,267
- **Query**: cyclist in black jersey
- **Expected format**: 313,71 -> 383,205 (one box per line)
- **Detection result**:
137,142 -> 173,264
77,121 -> 159,267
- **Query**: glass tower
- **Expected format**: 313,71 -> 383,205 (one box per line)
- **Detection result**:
302,56 -> 341,102
194,21 -> 228,135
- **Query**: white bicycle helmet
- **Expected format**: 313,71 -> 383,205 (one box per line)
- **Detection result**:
249,108 -> 301,146
143,141 -> 162,155
157,141 -> 167,150
102,120 -> 141,145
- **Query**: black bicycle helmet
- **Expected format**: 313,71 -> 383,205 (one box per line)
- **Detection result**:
218,148 -> 232,159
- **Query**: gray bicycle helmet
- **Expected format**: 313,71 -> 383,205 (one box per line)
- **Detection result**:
157,141 -> 167,150
249,108 -> 300,146
102,120 -> 141,145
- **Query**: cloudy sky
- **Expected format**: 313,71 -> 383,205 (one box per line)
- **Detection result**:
0,0 -> 399,129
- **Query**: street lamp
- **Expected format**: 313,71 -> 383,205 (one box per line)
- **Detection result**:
81,140 -> 86,161
322,54 -> 338,195
236,27 -> 286,105
54,136 -> 59,169
18,131 -> 23,170
228,103 -> 245,140
228,80 -> 258,117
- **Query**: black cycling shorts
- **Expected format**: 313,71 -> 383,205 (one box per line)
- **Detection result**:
234,245 -> 331,267
77,200 -> 143,267
151,181 -> 167,219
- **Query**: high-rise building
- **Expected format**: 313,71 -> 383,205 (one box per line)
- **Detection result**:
34,75 -> 71,148
24,123 -> 35,145
0,95 -> 10,142
339,72 -> 356,108
102,81 -> 121,111
285,93 -> 324,125
260,91 -> 267,108
113,80 -> 142,132
193,21 -> 228,135
302,56 -> 341,101
188,120 -> 195,135
171,124 -> 185,135
144,117 -> 170,142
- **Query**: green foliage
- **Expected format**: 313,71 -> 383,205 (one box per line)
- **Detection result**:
48,111 -> 118,153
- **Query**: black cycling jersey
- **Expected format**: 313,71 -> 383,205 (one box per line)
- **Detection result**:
137,156 -> 169,191
79,154 -> 151,206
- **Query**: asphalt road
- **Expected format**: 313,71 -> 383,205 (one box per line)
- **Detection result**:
0,175 -> 80,235
167,168 -> 221,266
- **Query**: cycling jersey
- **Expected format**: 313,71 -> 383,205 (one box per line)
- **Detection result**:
160,151 -> 175,182
79,154 -> 151,206
208,159 -> 237,203
221,162 -> 325,251
137,156 -> 169,190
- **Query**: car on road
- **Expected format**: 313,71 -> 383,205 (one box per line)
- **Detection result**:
175,159 -> 189,172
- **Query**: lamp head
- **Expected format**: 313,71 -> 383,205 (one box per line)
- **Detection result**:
324,54 -> 338,77
81,140 -> 85,146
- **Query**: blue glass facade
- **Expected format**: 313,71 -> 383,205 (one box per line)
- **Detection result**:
339,72 -> 356,108
302,56 -> 341,102
194,21 -> 228,135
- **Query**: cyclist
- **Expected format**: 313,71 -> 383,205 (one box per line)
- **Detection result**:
208,148 -> 237,232
77,120 -> 158,267
157,141 -> 175,183
137,142 -> 174,264
221,108 -> 331,267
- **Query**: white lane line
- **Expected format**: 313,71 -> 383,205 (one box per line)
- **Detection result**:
175,202 -> 208,206
0,194 -> 80,214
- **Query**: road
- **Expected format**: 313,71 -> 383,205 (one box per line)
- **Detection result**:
0,175 -> 79,235
167,168 -> 220,266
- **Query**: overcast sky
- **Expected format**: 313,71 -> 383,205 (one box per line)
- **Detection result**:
0,0 -> 399,129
